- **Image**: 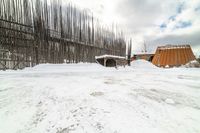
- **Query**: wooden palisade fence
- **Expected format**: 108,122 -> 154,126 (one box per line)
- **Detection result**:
0,0 -> 126,70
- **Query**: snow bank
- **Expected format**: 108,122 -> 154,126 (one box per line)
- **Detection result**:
130,59 -> 157,69
182,60 -> 200,68
31,63 -> 104,71
22,63 -> 112,73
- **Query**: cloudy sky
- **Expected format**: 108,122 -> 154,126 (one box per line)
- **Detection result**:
67,0 -> 200,56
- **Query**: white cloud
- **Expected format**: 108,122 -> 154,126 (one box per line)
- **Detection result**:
65,0 -> 200,55
64,0 -> 121,25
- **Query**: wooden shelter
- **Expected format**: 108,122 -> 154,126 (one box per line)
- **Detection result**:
95,55 -> 126,67
152,45 -> 196,67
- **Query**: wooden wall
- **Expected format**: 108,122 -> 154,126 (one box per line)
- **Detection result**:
0,0 -> 126,70
152,45 -> 196,67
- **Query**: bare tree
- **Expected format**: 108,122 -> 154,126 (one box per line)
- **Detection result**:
142,40 -> 147,53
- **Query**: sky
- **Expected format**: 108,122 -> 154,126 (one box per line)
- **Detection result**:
66,0 -> 200,56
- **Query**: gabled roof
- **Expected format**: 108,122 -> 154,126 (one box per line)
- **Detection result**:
95,55 -> 126,59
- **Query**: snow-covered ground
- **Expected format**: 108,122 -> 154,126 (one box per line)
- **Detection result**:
0,60 -> 200,133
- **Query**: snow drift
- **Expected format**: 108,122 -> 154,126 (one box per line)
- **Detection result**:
182,60 -> 200,68
131,59 -> 157,69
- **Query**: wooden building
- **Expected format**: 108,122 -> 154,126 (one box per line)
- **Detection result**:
95,55 -> 127,67
132,53 -> 154,62
152,45 -> 196,67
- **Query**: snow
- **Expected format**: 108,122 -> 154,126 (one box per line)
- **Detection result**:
182,60 -> 200,68
95,54 -> 126,59
130,60 -> 157,69
165,98 -> 175,104
0,60 -> 200,133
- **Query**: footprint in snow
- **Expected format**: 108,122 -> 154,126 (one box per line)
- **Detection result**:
90,92 -> 104,97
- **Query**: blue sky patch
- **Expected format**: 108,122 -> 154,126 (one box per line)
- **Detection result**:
160,23 -> 167,29
169,15 -> 176,21
176,21 -> 192,29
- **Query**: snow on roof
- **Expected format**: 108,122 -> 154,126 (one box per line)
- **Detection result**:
95,55 -> 126,59
158,45 -> 191,50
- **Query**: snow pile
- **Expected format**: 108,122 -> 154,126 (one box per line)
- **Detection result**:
131,59 -> 157,69
182,60 -> 200,68
25,63 -> 109,73
0,62 -> 200,133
